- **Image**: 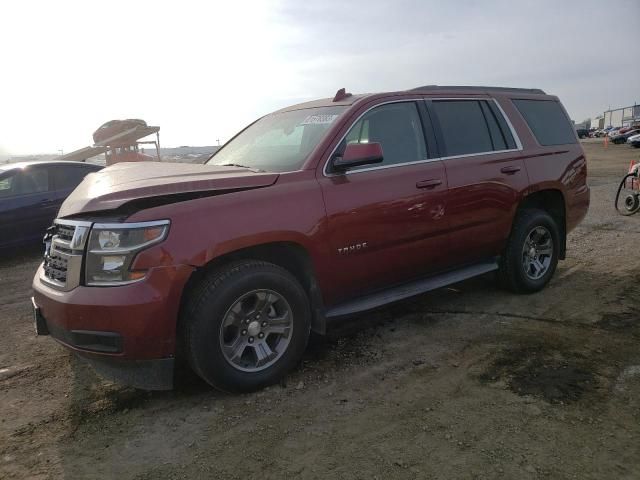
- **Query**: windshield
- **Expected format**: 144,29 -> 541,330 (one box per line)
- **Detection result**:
208,106 -> 347,172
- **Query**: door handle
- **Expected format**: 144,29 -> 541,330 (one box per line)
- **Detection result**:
416,179 -> 443,189
500,166 -> 521,175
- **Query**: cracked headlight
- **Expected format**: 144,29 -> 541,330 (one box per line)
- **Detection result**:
85,220 -> 170,286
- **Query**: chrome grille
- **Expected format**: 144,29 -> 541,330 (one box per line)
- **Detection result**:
40,220 -> 92,291
56,224 -> 76,242
43,249 -> 70,283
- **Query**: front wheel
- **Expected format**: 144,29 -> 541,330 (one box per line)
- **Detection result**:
498,209 -> 561,293
182,260 -> 311,392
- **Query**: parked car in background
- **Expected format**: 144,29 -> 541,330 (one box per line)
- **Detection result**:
628,133 -> 640,148
0,161 -> 103,250
32,85 -> 590,393
576,128 -> 589,139
612,129 -> 640,144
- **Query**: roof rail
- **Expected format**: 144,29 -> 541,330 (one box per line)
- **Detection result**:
410,85 -> 546,95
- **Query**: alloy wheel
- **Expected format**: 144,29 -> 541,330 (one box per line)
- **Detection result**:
521,226 -> 554,280
219,289 -> 293,372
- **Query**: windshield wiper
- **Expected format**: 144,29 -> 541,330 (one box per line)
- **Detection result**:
221,163 -> 250,168
220,163 -> 266,172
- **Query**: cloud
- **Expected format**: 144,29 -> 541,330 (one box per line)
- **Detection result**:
1,0 -> 638,154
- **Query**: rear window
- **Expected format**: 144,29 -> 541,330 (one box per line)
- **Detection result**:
512,99 -> 577,146
52,166 -> 94,190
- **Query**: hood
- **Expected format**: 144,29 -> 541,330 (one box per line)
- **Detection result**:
59,161 -> 279,217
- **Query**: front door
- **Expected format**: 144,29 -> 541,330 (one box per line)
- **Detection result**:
0,166 -> 53,248
318,101 -> 449,306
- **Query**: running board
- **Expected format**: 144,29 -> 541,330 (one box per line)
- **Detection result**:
325,260 -> 499,318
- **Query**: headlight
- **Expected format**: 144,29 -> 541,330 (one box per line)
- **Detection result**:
85,220 -> 169,286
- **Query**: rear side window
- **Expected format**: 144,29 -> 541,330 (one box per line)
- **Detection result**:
52,166 -> 94,190
512,99 -> 577,146
14,168 -> 49,196
431,100 -> 515,156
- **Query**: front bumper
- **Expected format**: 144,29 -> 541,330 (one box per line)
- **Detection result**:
32,263 -> 194,389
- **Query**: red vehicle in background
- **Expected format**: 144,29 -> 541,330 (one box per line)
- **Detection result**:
60,119 -> 161,166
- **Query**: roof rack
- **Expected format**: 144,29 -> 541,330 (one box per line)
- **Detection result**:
410,85 -> 546,95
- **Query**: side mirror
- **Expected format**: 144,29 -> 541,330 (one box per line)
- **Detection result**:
331,142 -> 383,173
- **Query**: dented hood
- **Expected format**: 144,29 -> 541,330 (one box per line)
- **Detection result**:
59,161 -> 279,217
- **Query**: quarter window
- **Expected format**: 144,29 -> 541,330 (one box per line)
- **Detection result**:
344,102 -> 427,168
512,99 -> 577,146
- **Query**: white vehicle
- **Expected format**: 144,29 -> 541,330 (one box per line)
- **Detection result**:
626,133 -> 640,144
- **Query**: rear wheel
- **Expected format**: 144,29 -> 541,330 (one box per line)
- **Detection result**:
182,260 -> 311,392
498,209 -> 560,293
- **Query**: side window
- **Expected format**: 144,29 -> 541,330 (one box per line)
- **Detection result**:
512,99 -> 577,146
480,101 -> 512,150
432,100 -> 494,156
12,168 -> 49,196
0,173 -> 17,198
52,166 -> 94,190
344,102 -> 427,167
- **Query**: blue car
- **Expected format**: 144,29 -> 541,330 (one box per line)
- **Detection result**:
0,161 -> 103,250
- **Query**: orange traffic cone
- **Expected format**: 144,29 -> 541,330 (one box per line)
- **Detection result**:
604,135 -> 609,148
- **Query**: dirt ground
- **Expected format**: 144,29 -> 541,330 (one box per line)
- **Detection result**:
1,140 -> 639,480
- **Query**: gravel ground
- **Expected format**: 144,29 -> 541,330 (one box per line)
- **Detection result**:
1,140 -> 639,479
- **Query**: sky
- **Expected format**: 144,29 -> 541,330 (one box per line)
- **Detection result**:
1,0 -> 639,156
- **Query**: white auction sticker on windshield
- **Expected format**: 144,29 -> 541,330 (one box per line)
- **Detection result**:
300,114 -> 339,125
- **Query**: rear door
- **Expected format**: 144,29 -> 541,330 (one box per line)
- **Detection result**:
426,98 -> 529,265
318,100 -> 449,305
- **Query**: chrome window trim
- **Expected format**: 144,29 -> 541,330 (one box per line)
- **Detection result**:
335,157 -> 441,175
322,97 -> 523,177
491,98 -> 523,151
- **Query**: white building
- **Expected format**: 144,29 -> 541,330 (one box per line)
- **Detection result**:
603,104 -> 640,128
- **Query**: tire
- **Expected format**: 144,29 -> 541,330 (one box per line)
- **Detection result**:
498,209 -> 560,293
182,260 -> 311,392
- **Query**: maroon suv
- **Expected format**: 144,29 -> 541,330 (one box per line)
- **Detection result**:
32,86 -> 589,392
